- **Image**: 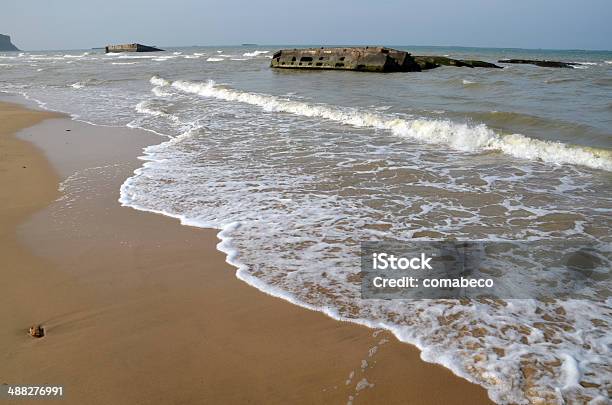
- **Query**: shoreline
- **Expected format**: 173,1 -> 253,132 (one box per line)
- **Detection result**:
1,99 -> 493,404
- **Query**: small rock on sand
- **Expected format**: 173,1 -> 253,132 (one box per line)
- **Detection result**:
29,325 -> 44,338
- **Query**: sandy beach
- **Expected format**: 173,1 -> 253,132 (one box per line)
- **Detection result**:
0,99 -> 493,404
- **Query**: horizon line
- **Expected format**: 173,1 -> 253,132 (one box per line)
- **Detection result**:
9,43 -> 612,53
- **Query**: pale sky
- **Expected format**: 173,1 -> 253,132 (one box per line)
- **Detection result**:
3,0 -> 611,51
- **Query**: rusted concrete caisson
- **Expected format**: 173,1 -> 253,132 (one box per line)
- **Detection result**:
105,43 -> 164,53
270,47 -> 422,72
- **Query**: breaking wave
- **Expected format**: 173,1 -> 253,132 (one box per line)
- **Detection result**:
150,76 -> 612,171
63,52 -> 90,58
243,50 -> 270,57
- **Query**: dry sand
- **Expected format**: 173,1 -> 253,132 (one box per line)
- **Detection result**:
0,100 -> 493,404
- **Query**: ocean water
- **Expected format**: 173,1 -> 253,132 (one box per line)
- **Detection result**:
1,45 -> 611,404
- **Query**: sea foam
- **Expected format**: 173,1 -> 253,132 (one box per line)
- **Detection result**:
63,52 -> 90,58
243,50 -> 270,57
151,76 -> 612,172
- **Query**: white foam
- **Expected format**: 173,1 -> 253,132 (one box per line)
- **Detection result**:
135,99 -> 180,124
243,50 -> 270,57
150,76 -> 171,87
206,57 -> 224,62
153,76 -> 612,172
560,353 -> 581,390
152,86 -> 171,97
70,82 -> 85,89
63,52 -> 89,58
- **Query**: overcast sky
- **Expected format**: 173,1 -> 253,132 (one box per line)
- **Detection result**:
3,0 -> 611,51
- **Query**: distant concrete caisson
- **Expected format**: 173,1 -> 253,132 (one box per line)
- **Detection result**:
271,47 -> 503,72
0,34 -> 20,51
271,47 -> 422,72
105,43 -> 164,53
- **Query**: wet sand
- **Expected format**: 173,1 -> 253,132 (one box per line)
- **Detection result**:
0,99 -> 493,404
